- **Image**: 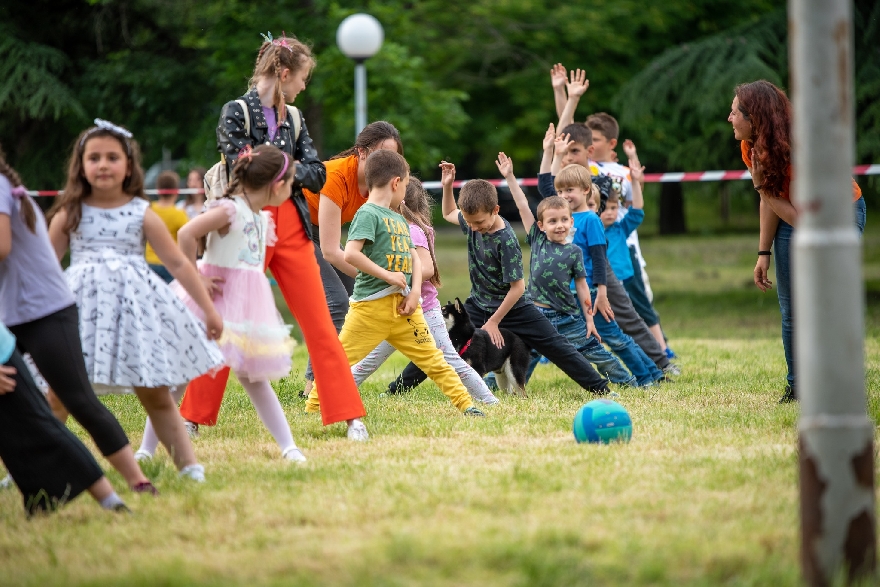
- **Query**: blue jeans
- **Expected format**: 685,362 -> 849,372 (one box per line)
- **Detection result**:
590,289 -> 664,385
775,196 -> 866,389
526,307 -> 636,386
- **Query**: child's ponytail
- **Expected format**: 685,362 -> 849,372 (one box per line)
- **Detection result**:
0,144 -> 36,233
400,178 -> 441,288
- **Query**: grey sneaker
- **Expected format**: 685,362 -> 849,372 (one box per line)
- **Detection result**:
183,420 -> 199,438
463,406 -> 485,417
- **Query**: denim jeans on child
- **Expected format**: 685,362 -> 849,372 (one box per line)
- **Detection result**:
590,288 -> 664,386
526,306 -> 636,386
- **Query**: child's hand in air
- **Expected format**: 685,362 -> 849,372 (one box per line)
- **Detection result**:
550,63 -> 567,90
398,290 -> 420,316
629,165 -> 646,183
204,308 -> 224,341
0,365 -> 16,394
566,68 -> 589,98
439,161 -> 456,189
201,275 -> 225,299
495,152 -> 515,179
554,133 -> 573,158
481,320 -> 505,349
623,139 -> 639,161
542,123 -> 556,151
384,271 -> 409,290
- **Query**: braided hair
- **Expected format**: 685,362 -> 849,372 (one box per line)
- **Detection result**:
249,33 -> 315,126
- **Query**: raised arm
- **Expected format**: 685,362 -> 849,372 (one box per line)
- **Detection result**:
623,139 -> 644,191
439,161 -> 460,224
550,63 -> 568,119
557,69 -> 589,131
551,133 -> 572,176
539,123 -> 556,175
495,152 -> 535,234
629,164 -> 645,211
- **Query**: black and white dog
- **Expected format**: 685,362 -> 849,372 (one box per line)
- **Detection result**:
441,298 -> 531,397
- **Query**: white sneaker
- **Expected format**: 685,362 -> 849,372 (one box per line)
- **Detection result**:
183,420 -> 199,438
179,463 -> 205,482
475,393 -> 500,405
0,474 -> 12,489
134,449 -> 152,462
346,419 -> 369,442
282,447 -> 307,463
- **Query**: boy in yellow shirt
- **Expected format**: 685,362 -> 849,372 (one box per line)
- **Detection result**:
145,170 -> 189,283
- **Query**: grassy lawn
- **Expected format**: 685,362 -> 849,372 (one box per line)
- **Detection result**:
2,223 -> 879,586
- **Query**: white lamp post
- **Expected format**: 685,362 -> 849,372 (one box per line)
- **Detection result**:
336,13 -> 384,139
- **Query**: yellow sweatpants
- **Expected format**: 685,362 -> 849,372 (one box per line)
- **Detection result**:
306,294 -> 474,413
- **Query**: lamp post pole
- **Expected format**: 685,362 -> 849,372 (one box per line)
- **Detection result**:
337,14 -> 384,141
354,59 -> 367,136
790,0 -> 875,583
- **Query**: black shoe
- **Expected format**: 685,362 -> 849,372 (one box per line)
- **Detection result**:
778,385 -> 797,403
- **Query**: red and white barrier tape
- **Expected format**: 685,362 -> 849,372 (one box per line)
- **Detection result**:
24,164 -> 880,196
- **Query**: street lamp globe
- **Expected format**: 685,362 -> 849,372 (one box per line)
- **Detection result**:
336,14 -> 384,62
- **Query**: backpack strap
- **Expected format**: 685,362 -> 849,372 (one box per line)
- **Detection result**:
237,99 -> 250,137
286,105 -> 301,142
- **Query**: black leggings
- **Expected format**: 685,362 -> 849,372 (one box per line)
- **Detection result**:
9,305 -> 130,456
0,348 -> 104,515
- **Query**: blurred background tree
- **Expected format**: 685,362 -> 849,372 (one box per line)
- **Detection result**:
0,0 -> 875,232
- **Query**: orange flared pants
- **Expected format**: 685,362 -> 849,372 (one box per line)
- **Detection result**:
178,198 -> 365,426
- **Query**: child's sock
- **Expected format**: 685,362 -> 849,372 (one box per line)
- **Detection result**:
239,377 -> 297,455
99,492 -> 127,511
138,385 -> 186,457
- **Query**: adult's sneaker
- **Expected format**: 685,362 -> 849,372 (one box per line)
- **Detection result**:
347,419 -> 369,441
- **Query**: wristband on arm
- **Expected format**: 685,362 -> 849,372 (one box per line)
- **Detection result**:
758,250 -> 772,256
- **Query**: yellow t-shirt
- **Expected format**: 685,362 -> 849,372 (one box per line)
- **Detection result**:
145,202 -> 189,265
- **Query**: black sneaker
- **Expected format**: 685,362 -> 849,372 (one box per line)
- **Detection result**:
463,406 -> 485,417
778,385 -> 797,404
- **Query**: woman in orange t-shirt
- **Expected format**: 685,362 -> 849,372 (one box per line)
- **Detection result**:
300,121 -> 403,393
728,80 -> 866,404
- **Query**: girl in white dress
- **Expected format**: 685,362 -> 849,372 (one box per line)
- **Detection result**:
48,119 -> 225,482
136,145 -> 305,462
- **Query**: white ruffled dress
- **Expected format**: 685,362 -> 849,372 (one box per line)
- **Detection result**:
65,198 -> 225,394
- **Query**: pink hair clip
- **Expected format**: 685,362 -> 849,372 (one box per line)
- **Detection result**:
260,31 -> 293,52
10,185 -> 28,201
237,145 -> 260,161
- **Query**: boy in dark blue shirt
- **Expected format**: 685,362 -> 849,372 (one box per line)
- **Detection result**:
387,159 -> 609,396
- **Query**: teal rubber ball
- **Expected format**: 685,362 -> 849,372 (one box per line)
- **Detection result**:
573,399 -> 633,444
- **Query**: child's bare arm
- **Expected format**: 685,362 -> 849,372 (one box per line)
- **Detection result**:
540,123 -> 556,175
482,279 -> 525,349
46,209 -> 71,261
557,69 -> 589,131
398,247 -> 421,315
495,152 -> 535,234
175,205 -> 230,298
550,63 -> 568,119
574,277 -> 601,342
439,161 -> 460,224
344,239 -> 408,290
623,139 -> 644,192
629,164 -> 645,211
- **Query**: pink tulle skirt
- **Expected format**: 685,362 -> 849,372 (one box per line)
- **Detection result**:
171,263 -> 294,382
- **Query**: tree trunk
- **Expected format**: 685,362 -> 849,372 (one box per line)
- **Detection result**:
659,181 -> 687,234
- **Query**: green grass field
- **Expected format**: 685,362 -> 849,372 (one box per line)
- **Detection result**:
2,223 -> 879,586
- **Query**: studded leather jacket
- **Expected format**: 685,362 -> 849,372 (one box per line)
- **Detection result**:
216,89 -> 326,239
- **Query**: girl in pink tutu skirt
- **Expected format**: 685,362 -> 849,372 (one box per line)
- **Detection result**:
136,144 -> 306,462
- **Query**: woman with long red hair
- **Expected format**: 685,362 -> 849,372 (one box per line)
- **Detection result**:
728,80 -> 866,403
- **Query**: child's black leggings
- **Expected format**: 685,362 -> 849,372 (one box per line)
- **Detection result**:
0,348 -> 104,515
9,305 -> 130,456
388,298 -> 609,393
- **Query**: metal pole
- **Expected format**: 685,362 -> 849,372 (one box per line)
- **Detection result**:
791,0 -> 875,584
354,60 -> 367,138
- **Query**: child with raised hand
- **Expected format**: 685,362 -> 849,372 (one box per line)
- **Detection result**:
145,170 -> 189,283
350,178 -> 499,405
495,153 -> 637,387
136,144 -> 307,463
554,165 -> 664,386
307,150 -> 485,418
47,119 -> 225,482
0,142 -> 155,494
387,159 -> 610,396
538,123 -> 675,376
